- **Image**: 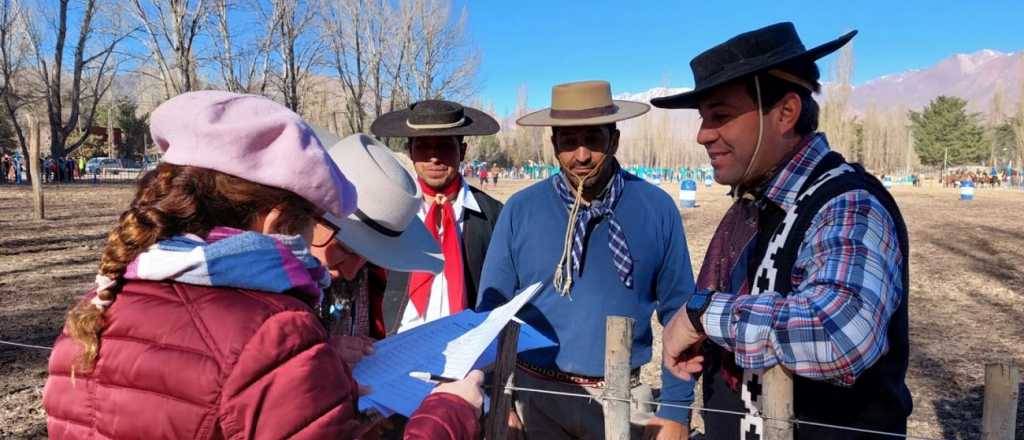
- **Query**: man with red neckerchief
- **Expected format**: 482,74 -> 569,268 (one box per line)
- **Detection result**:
370,100 -> 503,334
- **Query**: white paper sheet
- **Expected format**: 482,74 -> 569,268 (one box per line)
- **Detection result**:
440,282 -> 542,378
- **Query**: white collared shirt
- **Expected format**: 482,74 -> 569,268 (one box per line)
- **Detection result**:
398,180 -> 480,333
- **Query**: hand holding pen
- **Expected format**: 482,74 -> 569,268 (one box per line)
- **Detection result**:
410,370 -> 487,415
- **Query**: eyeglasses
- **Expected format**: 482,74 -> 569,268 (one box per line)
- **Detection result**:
311,217 -> 340,247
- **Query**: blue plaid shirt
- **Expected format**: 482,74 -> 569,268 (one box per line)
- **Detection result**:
702,134 -> 904,386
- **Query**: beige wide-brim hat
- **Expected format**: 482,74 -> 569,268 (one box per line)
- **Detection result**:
517,80 -> 650,127
313,128 -> 444,274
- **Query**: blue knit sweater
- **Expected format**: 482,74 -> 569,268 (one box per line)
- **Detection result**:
477,172 -> 696,423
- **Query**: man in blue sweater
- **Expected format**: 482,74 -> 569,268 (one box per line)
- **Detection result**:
477,80 -> 696,439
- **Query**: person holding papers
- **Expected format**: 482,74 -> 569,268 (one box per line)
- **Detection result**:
477,81 -> 697,439
309,133 -> 446,366
43,91 -> 484,440
370,100 -> 504,334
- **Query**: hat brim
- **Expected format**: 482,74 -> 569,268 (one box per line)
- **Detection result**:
310,124 -> 342,148
516,100 -> 650,127
651,30 -> 857,110
371,106 -> 499,138
323,211 -> 444,274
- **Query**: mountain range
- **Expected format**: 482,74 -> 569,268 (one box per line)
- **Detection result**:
848,49 -> 1022,113
615,49 -> 1023,116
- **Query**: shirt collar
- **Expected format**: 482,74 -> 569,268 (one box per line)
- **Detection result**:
458,178 -> 481,213
420,178 -> 480,222
760,133 -> 831,211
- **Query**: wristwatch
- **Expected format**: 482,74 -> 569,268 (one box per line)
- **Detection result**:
685,289 -> 714,334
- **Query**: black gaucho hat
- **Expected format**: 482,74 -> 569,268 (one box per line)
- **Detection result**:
651,22 -> 857,109
370,100 -> 499,138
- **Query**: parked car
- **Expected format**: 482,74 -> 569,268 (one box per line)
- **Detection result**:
85,157 -> 125,175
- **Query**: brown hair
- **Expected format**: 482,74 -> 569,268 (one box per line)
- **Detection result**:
66,163 -> 318,371
743,62 -> 822,136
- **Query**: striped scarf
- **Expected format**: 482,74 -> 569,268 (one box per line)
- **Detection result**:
116,226 -> 331,303
552,166 -> 633,294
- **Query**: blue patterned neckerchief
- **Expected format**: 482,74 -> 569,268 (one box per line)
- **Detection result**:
115,227 -> 330,304
552,163 -> 633,296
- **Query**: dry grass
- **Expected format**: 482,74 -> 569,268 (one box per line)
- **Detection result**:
2,180 -> 1023,439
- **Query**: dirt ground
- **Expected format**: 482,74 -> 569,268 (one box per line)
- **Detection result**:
2,179 -> 1023,439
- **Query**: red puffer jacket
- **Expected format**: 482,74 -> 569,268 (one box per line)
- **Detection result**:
43,280 -> 479,439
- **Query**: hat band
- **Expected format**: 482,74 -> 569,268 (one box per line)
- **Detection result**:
353,209 -> 403,237
767,69 -> 815,92
550,104 -> 617,119
406,117 -> 466,130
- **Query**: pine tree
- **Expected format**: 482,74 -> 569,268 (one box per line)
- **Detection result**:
993,121 -> 1018,165
909,96 -> 987,167
115,99 -> 150,160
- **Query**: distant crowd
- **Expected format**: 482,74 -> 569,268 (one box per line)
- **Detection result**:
1,154 -> 85,184
459,162 -> 718,187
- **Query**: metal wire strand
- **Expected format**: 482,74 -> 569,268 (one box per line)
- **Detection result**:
0,339 -> 54,351
504,385 -> 944,440
0,340 -> 944,440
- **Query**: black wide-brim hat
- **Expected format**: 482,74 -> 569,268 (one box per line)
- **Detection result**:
371,100 -> 499,138
651,22 -> 857,109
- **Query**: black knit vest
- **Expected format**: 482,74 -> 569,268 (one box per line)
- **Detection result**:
702,152 -> 913,440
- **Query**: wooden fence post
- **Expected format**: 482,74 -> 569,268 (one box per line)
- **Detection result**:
763,364 -> 795,440
485,321 -> 520,440
604,316 -> 634,440
28,117 -> 44,220
982,361 -> 1020,440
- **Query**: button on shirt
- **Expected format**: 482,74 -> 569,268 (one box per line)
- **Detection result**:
398,180 -> 480,333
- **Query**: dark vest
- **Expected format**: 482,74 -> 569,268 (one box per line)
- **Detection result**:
380,186 -> 503,334
703,152 -> 913,440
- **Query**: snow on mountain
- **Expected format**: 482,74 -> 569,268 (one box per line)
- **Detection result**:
848,49 -> 1023,112
613,87 -> 690,103
613,49 -> 1023,117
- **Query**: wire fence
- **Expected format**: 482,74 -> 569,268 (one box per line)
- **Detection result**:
0,168 -> 148,185
0,338 -> 948,439
0,339 -> 54,351
502,385 -> 943,440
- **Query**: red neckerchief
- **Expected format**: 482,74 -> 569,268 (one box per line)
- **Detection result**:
407,176 -> 466,317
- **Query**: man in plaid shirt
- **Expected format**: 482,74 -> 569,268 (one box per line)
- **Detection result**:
654,23 -> 912,439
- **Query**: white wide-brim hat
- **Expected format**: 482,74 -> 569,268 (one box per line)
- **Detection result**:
316,130 -> 444,274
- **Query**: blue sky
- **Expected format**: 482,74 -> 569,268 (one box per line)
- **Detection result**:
463,0 -> 1024,116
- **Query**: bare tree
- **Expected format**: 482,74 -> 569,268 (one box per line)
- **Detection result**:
1012,67 -> 1024,169
318,0 -> 479,137
0,0 -> 33,163
820,42 -> 857,159
263,0 -> 321,112
25,0 -> 130,157
986,86 -> 1005,168
861,105 -> 913,174
381,1 -> 416,118
208,0 -> 271,94
407,0 -> 477,101
323,0 -> 410,134
130,0 -> 206,97
323,0 -> 368,133
508,84 -> 548,163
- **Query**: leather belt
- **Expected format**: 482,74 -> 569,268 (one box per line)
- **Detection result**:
516,360 -> 642,388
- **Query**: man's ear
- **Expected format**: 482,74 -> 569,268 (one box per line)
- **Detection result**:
607,128 -> 620,156
775,92 -> 802,135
